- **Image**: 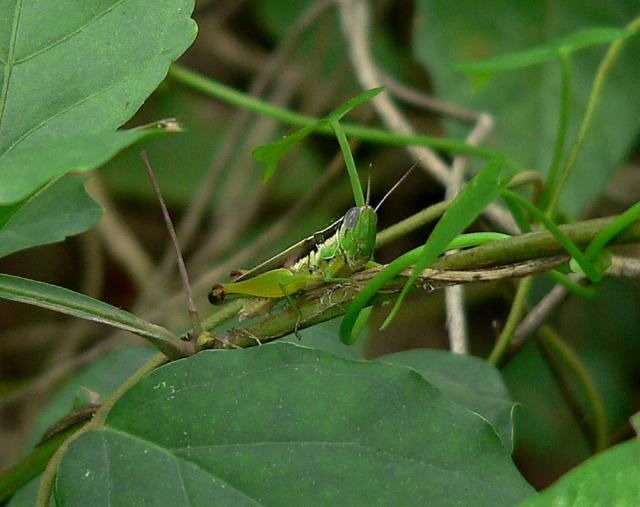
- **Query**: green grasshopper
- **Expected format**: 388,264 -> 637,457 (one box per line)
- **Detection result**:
208,170 -> 413,316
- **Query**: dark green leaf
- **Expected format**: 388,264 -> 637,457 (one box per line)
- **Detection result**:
56,343 -> 534,506
0,175 -> 102,258
379,348 -> 515,450
5,347 -> 156,506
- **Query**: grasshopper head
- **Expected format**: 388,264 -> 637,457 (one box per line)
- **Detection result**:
339,205 -> 377,270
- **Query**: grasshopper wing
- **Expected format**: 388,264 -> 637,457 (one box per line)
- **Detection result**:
233,217 -> 343,281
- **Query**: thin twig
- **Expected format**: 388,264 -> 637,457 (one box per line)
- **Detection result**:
141,151 -> 202,336
512,279 -> 574,349
338,0 -> 449,183
607,255 -> 640,277
187,69 -> 302,272
512,255 -> 640,349
378,70 -> 479,123
155,0 -> 334,281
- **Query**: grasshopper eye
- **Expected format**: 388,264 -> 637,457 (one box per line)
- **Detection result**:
343,207 -> 361,229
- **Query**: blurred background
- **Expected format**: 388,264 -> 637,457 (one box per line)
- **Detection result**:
1,0 -> 639,490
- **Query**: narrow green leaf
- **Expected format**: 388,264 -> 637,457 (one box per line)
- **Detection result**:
381,158 -> 506,329
331,120 -> 365,207
0,0 -> 196,202
0,274 -> 180,356
55,343 -> 534,505
0,124 -> 178,205
0,175 -> 102,258
455,26 -> 634,77
254,87 -> 384,181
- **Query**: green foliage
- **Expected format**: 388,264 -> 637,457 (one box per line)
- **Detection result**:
454,26 -> 634,86
0,2 -> 639,506
0,275 -> 178,354
54,344 -> 533,505
414,0 -> 640,215
254,87 -> 383,183
0,176 -> 102,258
0,0 -> 196,255
340,158 -> 507,343
378,348 -> 515,450
4,348 -> 157,507
519,435 -> 640,506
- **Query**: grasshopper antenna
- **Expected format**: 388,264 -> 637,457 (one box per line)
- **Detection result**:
365,168 -> 372,207
374,161 -> 417,212
141,151 -> 203,337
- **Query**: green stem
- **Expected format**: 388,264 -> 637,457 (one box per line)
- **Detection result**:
0,423 -> 82,502
488,277 -> 533,365
542,50 -> 571,213
331,120 -> 365,207
375,171 -> 542,248
168,64 -> 508,162
501,190 -> 600,281
585,200 -> 640,260
546,16 -> 640,214
36,354 -> 167,506
546,269 -> 595,298
537,325 -> 608,452
430,215 -> 640,271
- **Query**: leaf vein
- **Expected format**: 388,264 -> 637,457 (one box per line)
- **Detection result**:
11,0 -> 127,65
0,0 -> 23,135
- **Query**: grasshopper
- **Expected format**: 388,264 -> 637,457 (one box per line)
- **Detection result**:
208,169 -> 413,319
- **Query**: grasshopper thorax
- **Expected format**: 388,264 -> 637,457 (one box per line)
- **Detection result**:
339,205 -> 377,270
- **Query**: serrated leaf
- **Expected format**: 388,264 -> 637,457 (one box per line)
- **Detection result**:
0,175 -> 102,258
56,343 -> 534,506
518,439 -> 640,507
0,274 -> 178,354
379,348 -> 516,451
0,125 -> 178,205
254,87 -> 383,181
382,157 -> 506,329
0,0 -> 196,203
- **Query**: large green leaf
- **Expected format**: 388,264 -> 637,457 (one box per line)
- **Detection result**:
413,1 -> 640,215
0,175 -> 101,258
0,0 -> 196,203
5,347 -> 156,506
379,348 -> 515,451
519,438 -> 640,506
0,125 -> 177,205
55,343 -> 534,506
